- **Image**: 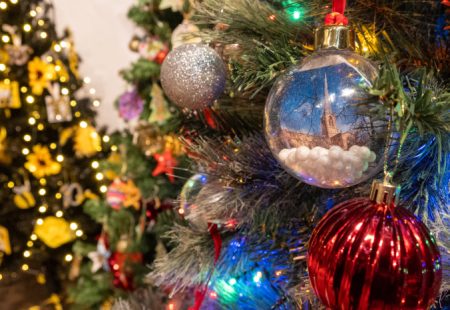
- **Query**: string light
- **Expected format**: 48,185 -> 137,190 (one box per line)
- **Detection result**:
1,35 -> 10,43
22,148 -> 30,155
83,77 -> 91,84
99,185 -> 107,193
65,254 -> 73,262
26,95 -> 35,104
0,274 -> 2,281
56,154 -> 64,162
69,222 -> 78,230
0,64 -> 6,72
36,218 -> 44,225
38,205 -> 47,213
53,44 -> 62,52
93,100 -> 100,107
0,2 -> 7,10
10,0 -> 18,4
30,234 -> 37,241
75,230 -> 83,237
70,100 -> 77,107
91,161 -> 99,169
79,121 -> 88,128
55,192 -> 62,199
21,264 -> 29,271
46,56 -> 53,62
55,210 -> 63,217
37,19 -> 45,26
60,40 -> 69,48
40,32 -> 47,39
74,111 -> 81,117
20,86 -> 27,93
28,117 -> 36,125
30,10 -> 37,17
102,135 -> 110,143
23,134 -> 32,142
23,250 -> 31,258
49,143 -> 57,149
38,188 -> 46,196
111,145 -> 118,152
61,87 -> 69,95
7,181 -> 14,188
95,172 -> 104,181
89,88 -> 96,95
27,241 -> 33,247
23,24 -> 32,32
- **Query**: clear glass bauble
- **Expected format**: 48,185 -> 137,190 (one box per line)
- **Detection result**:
179,173 -> 208,227
264,49 -> 385,188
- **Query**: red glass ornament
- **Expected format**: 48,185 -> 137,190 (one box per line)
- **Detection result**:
155,50 -> 168,65
108,252 -> 143,291
308,193 -> 442,309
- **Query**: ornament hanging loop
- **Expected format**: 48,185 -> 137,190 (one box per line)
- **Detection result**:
324,0 -> 348,26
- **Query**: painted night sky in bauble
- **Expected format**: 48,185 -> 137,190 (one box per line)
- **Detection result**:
279,63 -> 371,134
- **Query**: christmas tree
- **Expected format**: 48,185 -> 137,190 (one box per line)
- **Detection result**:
69,0 -> 193,308
117,0 -> 448,309
0,0 -> 108,308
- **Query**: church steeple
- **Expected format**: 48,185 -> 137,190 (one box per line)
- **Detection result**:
320,74 -> 339,138
323,75 -> 332,115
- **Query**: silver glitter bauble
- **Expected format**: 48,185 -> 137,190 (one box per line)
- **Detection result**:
160,43 -> 226,109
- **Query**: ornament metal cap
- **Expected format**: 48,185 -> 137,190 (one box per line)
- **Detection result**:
314,25 -> 355,50
369,180 -> 400,205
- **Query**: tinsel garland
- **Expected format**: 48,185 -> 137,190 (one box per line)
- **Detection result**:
146,0 -> 450,307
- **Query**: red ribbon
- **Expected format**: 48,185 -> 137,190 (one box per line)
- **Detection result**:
189,223 -> 222,310
324,0 -> 348,25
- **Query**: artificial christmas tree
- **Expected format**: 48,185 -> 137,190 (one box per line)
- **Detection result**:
0,0 -> 108,307
115,0 -> 448,309
69,0 -> 193,308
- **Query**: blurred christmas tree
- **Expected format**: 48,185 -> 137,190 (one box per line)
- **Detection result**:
110,0 -> 448,309
0,0 -> 109,308
69,0 -> 194,308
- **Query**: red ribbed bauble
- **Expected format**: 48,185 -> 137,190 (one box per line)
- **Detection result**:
308,181 -> 442,310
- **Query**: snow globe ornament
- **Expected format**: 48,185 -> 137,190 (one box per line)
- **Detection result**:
265,25 -> 385,188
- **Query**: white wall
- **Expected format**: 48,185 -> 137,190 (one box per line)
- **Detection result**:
53,0 -> 138,131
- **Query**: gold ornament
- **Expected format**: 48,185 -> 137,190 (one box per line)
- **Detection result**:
45,83 -> 72,123
66,30 -> 80,79
13,171 -> 35,209
74,124 -> 101,157
25,145 -> 61,178
0,225 -> 11,255
2,24 -> 32,66
0,80 -> 21,109
163,134 -> 184,156
13,192 -> 35,209
133,122 -> 164,156
33,216 -> 75,248
129,35 -> 141,52
54,59 -> 70,82
116,235 -> 130,253
59,127 -> 75,146
28,57 -> 56,95
60,183 -> 84,209
148,83 -> 172,124
0,127 -> 11,165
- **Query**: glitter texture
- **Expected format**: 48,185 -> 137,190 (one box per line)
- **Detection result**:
160,43 -> 226,109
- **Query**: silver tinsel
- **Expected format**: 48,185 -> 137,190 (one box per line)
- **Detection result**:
160,43 -> 226,109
